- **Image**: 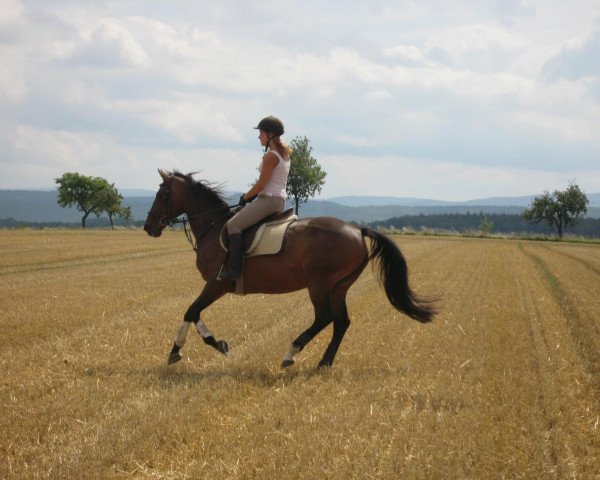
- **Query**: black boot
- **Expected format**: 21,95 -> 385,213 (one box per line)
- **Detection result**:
217,233 -> 243,281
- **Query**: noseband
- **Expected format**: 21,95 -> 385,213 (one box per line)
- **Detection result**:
147,185 -> 173,230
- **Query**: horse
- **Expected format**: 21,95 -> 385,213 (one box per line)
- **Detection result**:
144,169 -> 436,369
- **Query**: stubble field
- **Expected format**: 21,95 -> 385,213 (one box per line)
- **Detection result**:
1,229 -> 599,479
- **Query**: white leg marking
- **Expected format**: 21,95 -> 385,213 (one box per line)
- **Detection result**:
196,320 -> 214,339
175,321 -> 191,347
283,344 -> 302,364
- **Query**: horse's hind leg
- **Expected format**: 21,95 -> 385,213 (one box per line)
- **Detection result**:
318,266 -> 364,367
318,294 -> 350,368
168,280 -> 228,365
282,288 -> 332,368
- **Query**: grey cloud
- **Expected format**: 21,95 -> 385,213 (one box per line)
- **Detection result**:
541,27 -> 600,81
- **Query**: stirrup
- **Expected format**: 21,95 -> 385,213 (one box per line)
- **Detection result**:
217,265 -> 241,281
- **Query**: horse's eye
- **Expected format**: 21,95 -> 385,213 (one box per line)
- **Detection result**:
157,189 -> 169,200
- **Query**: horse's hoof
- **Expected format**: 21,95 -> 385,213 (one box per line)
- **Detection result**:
281,359 -> 295,369
217,340 -> 229,355
168,352 -> 182,365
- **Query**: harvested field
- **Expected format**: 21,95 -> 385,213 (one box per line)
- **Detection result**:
1,230 -> 599,479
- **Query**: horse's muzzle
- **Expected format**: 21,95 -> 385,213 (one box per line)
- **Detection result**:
144,222 -> 163,237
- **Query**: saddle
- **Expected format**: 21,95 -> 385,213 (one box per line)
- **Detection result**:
220,208 -> 297,258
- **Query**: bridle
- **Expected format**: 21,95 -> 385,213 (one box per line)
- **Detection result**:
147,182 -> 242,251
146,183 -> 174,230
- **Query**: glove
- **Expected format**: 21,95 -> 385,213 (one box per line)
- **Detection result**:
238,195 -> 247,207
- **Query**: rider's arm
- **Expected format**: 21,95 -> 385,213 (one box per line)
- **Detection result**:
244,152 -> 279,200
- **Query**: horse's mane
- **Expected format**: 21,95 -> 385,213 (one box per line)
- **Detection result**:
171,171 -> 229,208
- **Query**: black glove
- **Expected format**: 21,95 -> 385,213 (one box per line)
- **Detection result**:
238,195 -> 247,207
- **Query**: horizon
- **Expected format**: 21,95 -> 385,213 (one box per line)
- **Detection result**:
3,186 -> 600,206
1,1 -> 599,200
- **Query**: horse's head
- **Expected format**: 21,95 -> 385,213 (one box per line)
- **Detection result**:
144,169 -> 185,237
145,169 -> 230,237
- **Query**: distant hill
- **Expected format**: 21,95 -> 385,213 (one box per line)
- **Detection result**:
120,188 -> 157,197
326,196 -> 453,207
297,201 -> 529,223
327,193 -> 600,208
0,190 -> 156,223
1,189 -> 599,225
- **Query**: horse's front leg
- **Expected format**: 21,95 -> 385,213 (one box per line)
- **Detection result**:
168,280 -> 229,365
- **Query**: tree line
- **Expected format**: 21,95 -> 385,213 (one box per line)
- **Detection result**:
368,212 -> 600,237
5,211 -> 599,237
368,181 -> 596,238
26,156 -> 600,239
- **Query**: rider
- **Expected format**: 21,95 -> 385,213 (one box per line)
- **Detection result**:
217,115 -> 293,281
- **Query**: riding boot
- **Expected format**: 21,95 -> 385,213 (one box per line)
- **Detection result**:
217,233 -> 244,281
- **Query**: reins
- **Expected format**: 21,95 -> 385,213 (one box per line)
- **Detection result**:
167,201 -> 242,252
168,201 -> 241,225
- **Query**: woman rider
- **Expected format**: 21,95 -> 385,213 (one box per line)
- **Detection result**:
217,115 -> 292,281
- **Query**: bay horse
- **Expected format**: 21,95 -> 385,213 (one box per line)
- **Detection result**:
144,169 -> 436,368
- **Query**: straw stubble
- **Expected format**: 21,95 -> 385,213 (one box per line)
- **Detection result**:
1,230 -> 598,479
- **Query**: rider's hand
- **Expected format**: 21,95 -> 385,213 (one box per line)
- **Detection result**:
239,195 -> 247,207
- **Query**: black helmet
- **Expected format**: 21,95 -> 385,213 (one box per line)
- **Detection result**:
254,116 -> 284,137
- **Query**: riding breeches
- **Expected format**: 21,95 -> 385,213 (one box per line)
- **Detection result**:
226,194 -> 285,235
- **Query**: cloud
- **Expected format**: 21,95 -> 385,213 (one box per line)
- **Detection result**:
1,0 -> 599,198
0,0 -> 23,27
319,153 -> 599,200
104,94 -> 245,144
0,123 -> 257,191
541,25 -> 600,81
383,45 -> 433,67
384,23 -> 527,73
69,17 -> 151,68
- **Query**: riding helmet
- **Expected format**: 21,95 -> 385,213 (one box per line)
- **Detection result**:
254,116 -> 284,137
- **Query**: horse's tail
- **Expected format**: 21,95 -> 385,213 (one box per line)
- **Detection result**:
361,228 -> 437,323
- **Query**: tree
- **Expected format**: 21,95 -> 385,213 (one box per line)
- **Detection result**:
286,136 -> 326,215
479,214 -> 493,235
95,185 -> 132,229
522,181 -> 589,238
55,172 -> 130,228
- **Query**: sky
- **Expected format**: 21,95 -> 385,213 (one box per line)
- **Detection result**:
1,0 -> 600,201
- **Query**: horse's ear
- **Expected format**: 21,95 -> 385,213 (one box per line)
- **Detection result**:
158,169 -> 170,181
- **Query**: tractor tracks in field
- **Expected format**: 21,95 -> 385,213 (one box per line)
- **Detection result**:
537,243 -> 600,277
0,247 -> 186,276
518,243 -> 600,388
510,248 -> 565,477
516,242 -> 600,477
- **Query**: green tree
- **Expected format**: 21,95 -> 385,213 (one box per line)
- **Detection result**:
55,172 -> 130,228
479,214 -> 493,235
522,181 -> 589,238
286,136 -> 326,215
94,185 -> 132,229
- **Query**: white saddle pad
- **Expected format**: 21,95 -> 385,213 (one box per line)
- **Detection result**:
220,215 -> 297,257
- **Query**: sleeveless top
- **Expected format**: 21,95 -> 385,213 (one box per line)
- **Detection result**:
260,150 -> 290,199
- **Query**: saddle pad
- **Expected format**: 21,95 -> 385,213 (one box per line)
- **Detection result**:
220,214 -> 298,256
246,218 -> 295,257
